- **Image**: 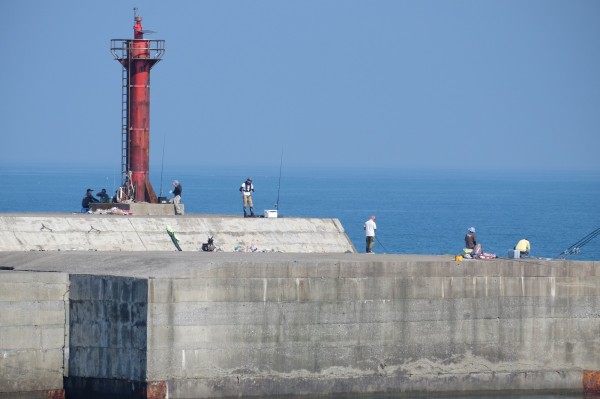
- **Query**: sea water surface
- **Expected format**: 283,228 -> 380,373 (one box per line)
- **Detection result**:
0,163 -> 599,260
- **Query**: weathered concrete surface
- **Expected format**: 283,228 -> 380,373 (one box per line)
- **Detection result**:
1,252 -> 599,398
89,202 -> 184,216
0,214 -> 355,253
0,271 -> 69,398
65,275 -> 149,398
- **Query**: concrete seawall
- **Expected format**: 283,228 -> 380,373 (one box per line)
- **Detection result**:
1,251 -> 600,398
0,214 -> 355,253
0,271 -> 69,398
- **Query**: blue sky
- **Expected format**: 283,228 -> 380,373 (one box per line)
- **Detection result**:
1,1 -> 599,172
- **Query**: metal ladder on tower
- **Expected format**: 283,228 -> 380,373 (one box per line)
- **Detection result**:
120,59 -> 129,185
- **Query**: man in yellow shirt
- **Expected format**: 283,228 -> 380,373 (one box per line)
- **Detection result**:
515,239 -> 531,257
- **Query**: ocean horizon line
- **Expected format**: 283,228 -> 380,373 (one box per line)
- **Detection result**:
1,161 -> 599,179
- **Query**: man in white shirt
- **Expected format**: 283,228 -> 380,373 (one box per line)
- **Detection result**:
364,215 -> 377,253
239,177 -> 255,217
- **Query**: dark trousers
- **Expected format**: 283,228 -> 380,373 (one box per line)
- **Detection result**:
366,236 -> 375,253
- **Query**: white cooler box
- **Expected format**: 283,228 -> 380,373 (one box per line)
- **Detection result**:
264,210 -> 278,218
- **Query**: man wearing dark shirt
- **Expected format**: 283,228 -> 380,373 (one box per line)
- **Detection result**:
81,188 -> 99,211
96,188 -> 110,203
170,180 -> 183,215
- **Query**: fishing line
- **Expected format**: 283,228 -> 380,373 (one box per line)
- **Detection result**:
159,135 -> 166,197
376,236 -> 388,253
275,148 -> 283,212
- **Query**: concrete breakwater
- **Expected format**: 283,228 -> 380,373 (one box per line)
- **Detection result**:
1,249 -> 600,398
0,214 -> 355,253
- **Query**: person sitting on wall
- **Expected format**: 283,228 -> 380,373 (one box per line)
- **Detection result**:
96,188 -> 111,203
514,238 -> 531,257
465,227 -> 477,249
81,188 -> 99,212
463,227 -> 479,258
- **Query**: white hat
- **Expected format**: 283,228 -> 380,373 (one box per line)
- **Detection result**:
468,227 -> 476,233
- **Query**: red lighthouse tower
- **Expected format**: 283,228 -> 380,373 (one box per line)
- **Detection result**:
111,9 -> 165,203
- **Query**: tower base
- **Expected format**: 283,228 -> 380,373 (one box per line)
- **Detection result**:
89,202 -> 183,216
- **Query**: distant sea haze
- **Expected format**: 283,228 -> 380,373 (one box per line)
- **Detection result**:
1,164 -> 599,261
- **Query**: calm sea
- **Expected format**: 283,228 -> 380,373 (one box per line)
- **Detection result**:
1,163 -> 599,261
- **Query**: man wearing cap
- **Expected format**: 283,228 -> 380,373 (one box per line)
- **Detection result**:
465,227 -> 477,250
96,188 -> 110,203
81,188 -> 99,212
240,178 -> 255,217
169,180 -> 183,215
364,215 -> 377,253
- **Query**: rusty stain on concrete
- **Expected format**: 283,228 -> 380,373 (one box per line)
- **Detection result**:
45,389 -> 65,399
147,380 -> 167,399
583,370 -> 600,394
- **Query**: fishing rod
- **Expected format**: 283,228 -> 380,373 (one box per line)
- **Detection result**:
275,148 -> 283,212
558,226 -> 600,259
159,135 -> 166,197
376,236 -> 388,253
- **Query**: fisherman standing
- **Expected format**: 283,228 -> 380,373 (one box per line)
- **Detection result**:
364,215 -> 377,253
240,177 -> 255,217
169,180 -> 183,215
